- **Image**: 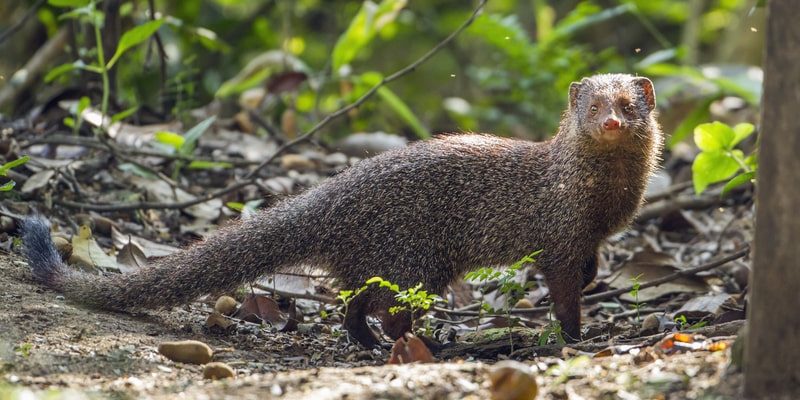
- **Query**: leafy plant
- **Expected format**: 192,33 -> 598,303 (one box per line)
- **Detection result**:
674,314 -> 708,331
0,156 -> 31,192
691,121 -> 757,195
466,250 -> 541,349
538,316 -> 566,346
629,273 -> 645,323
152,116 -> 231,179
15,343 -> 32,358
45,0 -> 163,130
365,277 -> 444,335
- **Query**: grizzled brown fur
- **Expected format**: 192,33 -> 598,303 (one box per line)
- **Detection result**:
23,73 -> 662,347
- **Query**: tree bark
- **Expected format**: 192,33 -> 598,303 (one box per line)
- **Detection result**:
744,0 -> 800,397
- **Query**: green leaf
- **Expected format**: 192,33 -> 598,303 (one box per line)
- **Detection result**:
0,155 -> 30,175
365,277 -> 384,285
226,202 -> 244,212
730,123 -> 755,148
187,160 -> 232,169
331,0 -> 408,72
63,117 -> 75,128
111,106 -> 139,125
154,131 -> 185,150
376,87 -> 429,139
722,171 -> 756,197
106,19 -> 164,69
692,150 -> 740,194
180,116 -> 216,155
44,62 -> 79,82
694,122 -> 735,151
77,96 -> 91,114
48,0 -> 90,7
0,181 -> 15,191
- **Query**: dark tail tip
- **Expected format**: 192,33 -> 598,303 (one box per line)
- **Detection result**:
21,217 -> 66,288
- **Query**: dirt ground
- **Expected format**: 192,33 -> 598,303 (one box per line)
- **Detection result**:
0,252 -> 745,399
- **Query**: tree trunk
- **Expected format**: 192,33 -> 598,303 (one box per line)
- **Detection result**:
744,0 -> 800,397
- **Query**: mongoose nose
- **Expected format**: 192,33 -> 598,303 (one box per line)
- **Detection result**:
603,117 -> 620,131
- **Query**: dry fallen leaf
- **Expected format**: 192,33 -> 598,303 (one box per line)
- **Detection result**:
116,241 -> 147,274
206,311 -> 234,330
233,294 -> 298,332
387,333 -> 435,365
69,224 -> 120,272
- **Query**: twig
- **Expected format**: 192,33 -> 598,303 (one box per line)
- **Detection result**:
253,283 -> 336,304
242,0 -> 488,181
643,181 -> 692,203
583,246 -> 750,303
435,247 -> 750,317
46,0 -> 488,212
0,0 -> 47,45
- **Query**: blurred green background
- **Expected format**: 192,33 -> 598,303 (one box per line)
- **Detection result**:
0,0 -> 765,142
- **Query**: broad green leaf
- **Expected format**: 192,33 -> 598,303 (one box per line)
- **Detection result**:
376,87 -> 430,139
722,171 -> 756,197
180,116 -> 216,155
187,160 -> 232,169
730,123 -> 755,148
331,0 -> 408,72
154,131 -> 185,150
0,155 -> 30,175
692,150 -> 740,194
48,0 -> 90,8
667,98 -> 714,148
106,19 -> 164,69
366,277 -> 384,284
0,181 -> 15,191
226,202 -> 245,212
694,122 -> 735,151
63,117 -> 75,128
110,106 -> 139,124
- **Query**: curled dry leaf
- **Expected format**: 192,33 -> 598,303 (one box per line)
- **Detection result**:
387,333 -> 435,365
206,311 -> 234,330
232,294 -> 298,332
488,360 -> 538,400
116,241 -> 147,274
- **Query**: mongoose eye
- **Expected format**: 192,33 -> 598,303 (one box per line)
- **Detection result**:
623,104 -> 635,114
590,105 -> 598,115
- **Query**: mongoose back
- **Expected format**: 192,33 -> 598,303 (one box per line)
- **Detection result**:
22,73 -> 662,347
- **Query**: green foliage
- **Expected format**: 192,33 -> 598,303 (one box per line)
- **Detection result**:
538,317 -> 566,346
15,342 -> 32,358
153,116 -> 222,179
331,0 -> 408,73
0,156 -> 31,192
674,314 -> 708,331
364,277 -> 443,318
628,273 -> 644,323
692,121 -> 756,195
466,250 -> 541,349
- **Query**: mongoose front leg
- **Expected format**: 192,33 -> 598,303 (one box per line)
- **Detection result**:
542,265 -> 584,342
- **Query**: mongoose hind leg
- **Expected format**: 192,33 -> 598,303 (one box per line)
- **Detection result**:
343,294 -> 381,348
581,253 -> 598,290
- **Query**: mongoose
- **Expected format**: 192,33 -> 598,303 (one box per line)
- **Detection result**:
22,73 -> 662,347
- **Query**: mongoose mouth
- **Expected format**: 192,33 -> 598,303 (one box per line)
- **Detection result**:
590,127 -> 627,144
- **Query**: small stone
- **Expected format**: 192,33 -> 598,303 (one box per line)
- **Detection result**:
640,313 -> 660,335
203,362 -> 235,380
514,299 -> 534,309
488,360 -> 538,400
322,152 -> 348,166
158,340 -> 213,364
280,154 -> 316,171
214,296 -> 238,315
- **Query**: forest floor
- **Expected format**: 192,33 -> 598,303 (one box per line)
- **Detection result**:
1,251 -> 744,400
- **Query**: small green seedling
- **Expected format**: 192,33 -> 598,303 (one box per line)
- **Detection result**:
0,156 -> 31,192
629,273 -> 645,323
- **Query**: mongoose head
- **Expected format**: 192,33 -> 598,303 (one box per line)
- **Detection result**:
567,74 -> 657,147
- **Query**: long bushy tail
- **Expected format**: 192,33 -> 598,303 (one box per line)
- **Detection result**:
20,207 -> 307,311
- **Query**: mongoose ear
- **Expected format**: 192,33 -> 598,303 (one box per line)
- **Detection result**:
633,77 -> 656,111
569,82 -> 582,110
